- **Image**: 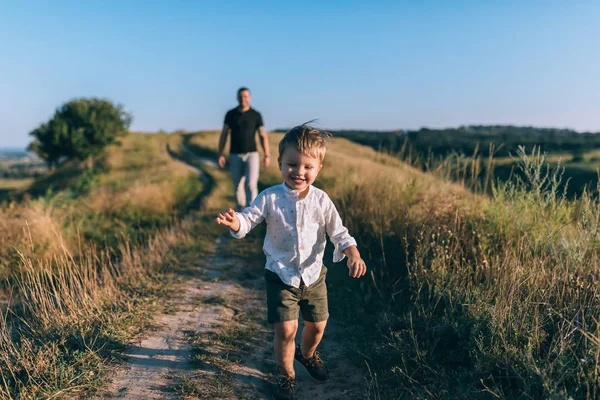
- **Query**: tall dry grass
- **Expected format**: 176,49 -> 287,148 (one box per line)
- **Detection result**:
188,130 -> 600,398
0,132 -> 204,399
325,144 -> 600,398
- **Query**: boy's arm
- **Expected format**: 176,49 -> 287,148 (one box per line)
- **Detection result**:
229,192 -> 268,239
216,209 -> 240,232
324,196 -> 357,263
342,245 -> 367,278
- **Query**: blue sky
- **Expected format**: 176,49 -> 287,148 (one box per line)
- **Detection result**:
1,0 -> 599,147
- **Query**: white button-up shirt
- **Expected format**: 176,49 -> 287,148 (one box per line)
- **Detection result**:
231,183 -> 357,288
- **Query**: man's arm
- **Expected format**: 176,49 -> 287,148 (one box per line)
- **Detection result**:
218,124 -> 229,168
258,126 -> 271,167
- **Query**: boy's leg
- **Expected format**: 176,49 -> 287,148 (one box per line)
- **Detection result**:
274,320 -> 299,378
295,267 -> 330,382
300,320 -> 327,358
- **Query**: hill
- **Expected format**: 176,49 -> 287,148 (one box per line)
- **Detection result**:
189,130 -> 600,398
323,125 -> 600,198
2,130 -> 599,398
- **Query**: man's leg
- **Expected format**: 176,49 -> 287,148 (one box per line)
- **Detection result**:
274,320 -> 298,378
229,153 -> 246,210
300,320 -> 327,358
244,151 -> 259,206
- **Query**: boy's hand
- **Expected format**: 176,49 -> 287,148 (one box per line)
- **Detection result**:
343,246 -> 367,278
215,208 -> 240,232
347,256 -> 367,278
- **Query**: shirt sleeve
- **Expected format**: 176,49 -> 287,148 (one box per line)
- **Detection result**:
324,195 -> 357,262
256,112 -> 264,129
224,110 -> 232,125
230,191 -> 268,239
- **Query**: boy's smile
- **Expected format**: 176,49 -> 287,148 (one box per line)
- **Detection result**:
279,145 -> 322,197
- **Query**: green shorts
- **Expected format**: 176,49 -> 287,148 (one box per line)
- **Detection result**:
265,266 -> 329,323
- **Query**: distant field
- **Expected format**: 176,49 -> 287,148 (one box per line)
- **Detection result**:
0,152 -> 46,190
494,149 -> 600,167
0,149 -> 27,157
331,127 -> 600,198
491,149 -> 600,198
0,178 -> 33,201
0,178 -> 33,189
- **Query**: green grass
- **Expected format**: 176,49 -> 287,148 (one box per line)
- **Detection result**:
0,132 -> 207,399
0,178 -> 34,189
0,178 -> 33,202
415,146 -> 600,199
186,130 -> 600,399
8,127 -> 598,399
325,148 -> 600,399
169,373 -> 235,399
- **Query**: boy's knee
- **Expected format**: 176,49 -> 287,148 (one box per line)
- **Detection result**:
305,320 -> 327,334
275,321 -> 297,341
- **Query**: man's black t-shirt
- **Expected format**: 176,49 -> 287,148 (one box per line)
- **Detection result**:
224,107 -> 264,154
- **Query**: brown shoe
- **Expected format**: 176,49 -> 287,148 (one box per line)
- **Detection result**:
272,368 -> 296,400
295,345 -> 329,382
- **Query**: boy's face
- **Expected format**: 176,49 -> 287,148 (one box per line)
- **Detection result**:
278,145 -> 323,195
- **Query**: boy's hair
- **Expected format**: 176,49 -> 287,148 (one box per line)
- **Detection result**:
237,87 -> 250,95
278,124 -> 332,162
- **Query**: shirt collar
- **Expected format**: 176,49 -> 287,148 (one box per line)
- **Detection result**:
281,182 -> 312,200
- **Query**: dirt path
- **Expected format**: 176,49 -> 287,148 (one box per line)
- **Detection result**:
95,237 -> 270,399
95,150 -> 367,399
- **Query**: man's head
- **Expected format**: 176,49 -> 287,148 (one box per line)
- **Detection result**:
237,87 -> 251,109
278,124 -> 331,193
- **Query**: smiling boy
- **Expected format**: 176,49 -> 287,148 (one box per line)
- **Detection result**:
216,124 -> 366,400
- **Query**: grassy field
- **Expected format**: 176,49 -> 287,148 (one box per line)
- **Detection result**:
191,130 -> 600,399
3,129 -> 600,398
0,178 -> 33,202
397,145 -> 599,199
331,127 -> 600,199
491,150 -> 600,199
0,132 -> 207,399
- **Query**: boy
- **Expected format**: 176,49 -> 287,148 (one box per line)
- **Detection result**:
216,124 -> 367,400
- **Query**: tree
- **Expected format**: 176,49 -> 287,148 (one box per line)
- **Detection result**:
28,98 -> 132,168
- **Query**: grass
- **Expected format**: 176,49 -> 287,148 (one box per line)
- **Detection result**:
400,144 -> 600,199
170,372 -> 235,399
0,132 -> 206,399
0,178 -> 33,202
187,130 -> 600,399
196,294 -> 230,306
6,127 -> 599,398
0,178 -> 34,189
327,147 -> 600,399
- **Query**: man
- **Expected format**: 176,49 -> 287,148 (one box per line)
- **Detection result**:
218,87 -> 271,211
